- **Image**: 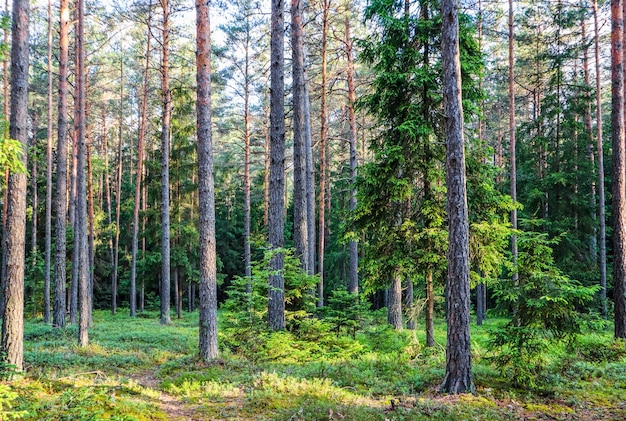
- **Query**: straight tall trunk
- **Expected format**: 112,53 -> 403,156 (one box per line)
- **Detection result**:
131,11 -> 152,318
595,0 -> 608,319
0,0 -> 8,317
1,0 -> 29,370
30,132 -> 37,317
196,0 -> 218,360
112,94 -> 123,314
509,0 -> 518,284
44,0 -> 53,324
75,0 -> 89,347
346,16 -> 358,295
317,0 -> 329,307
243,14 -> 252,282
440,0 -> 474,394
53,0 -> 70,328
268,0 -> 286,330
612,0 -> 626,339
291,0 -> 308,271
160,0 -> 171,325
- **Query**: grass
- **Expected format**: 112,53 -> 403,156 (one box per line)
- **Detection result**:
1,309 -> 625,420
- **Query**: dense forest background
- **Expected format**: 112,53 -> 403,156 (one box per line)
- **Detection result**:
0,0 -> 625,418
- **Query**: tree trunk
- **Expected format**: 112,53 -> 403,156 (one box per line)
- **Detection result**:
31,127 -> 37,317
346,16 -> 358,295
387,274 -> 403,331
131,9 -> 152,318
268,0 -> 286,330
612,0 -> 626,338
87,143 -> 95,327
508,0 -> 518,287
75,0 -> 89,347
53,0 -> 70,328
317,0 -> 329,307
196,0 -> 219,360
595,0 -> 608,319
440,0 -> 474,394
160,0 -> 171,325
243,13 -> 252,283
291,0 -> 308,272
44,0 -> 53,324
1,0 -> 28,370
426,270 -> 435,347
404,278 -> 414,330
112,80 -> 123,314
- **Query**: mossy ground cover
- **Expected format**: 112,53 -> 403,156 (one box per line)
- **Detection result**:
2,310 -> 625,420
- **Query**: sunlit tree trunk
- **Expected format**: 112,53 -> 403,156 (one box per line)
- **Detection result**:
1,0 -> 28,370
196,0 -> 218,360
440,0 -> 474,394
292,0 -> 308,272
160,0 -> 171,325
44,0 -> 53,324
318,0 -> 329,307
346,16 -> 358,295
595,0 -> 608,319
131,8 -> 152,318
53,0 -> 70,328
76,0 -> 89,347
509,0 -> 518,288
612,0 -> 626,339
268,0 -> 286,330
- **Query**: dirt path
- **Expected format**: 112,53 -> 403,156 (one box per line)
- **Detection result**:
131,371 -> 200,420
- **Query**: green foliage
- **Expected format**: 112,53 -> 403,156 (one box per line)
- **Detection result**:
489,231 -> 599,388
0,118 -> 26,176
316,288 -> 369,337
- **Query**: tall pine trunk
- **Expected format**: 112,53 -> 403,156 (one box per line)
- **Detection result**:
160,0 -> 171,325
612,0 -> 626,338
131,9 -> 152,318
291,0 -> 308,271
595,0 -> 608,319
268,0 -> 286,330
53,0 -> 70,328
1,0 -> 28,370
44,0 -> 53,324
196,0 -> 218,360
76,0 -> 89,347
440,0 -> 474,394
346,16 -> 358,295
317,0 -> 329,307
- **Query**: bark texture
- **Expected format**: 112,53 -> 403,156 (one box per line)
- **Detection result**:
440,0 -> 474,394
612,0 -> 626,338
196,0 -> 219,360
76,0 -> 89,346
291,0 -> 308,271
1,0 -> 29,369
268,0 -> 286,330
346,16 -> 358,295
44,0 -> 53,324
595,0 -> 608,319
130,10 -> 151,319
53,0 -> 69,328
387,274 -> 403,330
160,0 -> 171,324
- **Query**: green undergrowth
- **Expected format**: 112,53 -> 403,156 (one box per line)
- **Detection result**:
3,310 -> 625,420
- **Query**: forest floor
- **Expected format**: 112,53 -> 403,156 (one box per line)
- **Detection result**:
4,309 -> 626,420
